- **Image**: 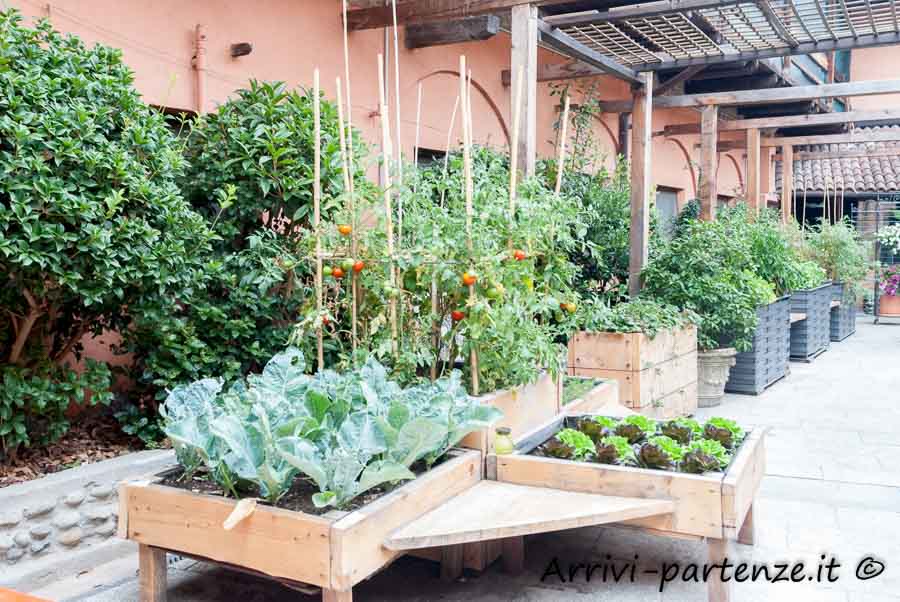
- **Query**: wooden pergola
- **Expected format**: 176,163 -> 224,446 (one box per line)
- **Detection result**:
347,0 -> 900,293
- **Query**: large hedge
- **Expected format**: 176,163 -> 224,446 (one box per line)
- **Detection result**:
0,12 -> 211,457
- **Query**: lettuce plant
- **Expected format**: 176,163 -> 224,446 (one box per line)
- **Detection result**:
161,348 -> 501,507
555,428 -> 596,460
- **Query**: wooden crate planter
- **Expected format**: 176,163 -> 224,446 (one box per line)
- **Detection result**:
829,282 -> 857,342
567,325 -> 697,419
789,282 -> 832,361
459,371 -> 560,454
725,296 -> 791,395
560,376 -> 620,415
119,449 -> 482,602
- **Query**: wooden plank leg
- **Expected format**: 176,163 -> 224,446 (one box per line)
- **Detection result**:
707,538 -> 732,602
440,544 -> 464,582
501,536 -> 525,574
737,504 -> 756,546
138,544 -> 167,602
322,588 -> 352,602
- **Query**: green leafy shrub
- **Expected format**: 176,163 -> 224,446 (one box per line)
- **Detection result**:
161,348 -> 500,507
125,81 -> 371,401
576,297 -> 697,338
805,219 -> 870,299
641,218 -> 774,351
0,11 -> 210,457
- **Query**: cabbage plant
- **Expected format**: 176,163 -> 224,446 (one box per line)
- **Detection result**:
160,348 -> 501,507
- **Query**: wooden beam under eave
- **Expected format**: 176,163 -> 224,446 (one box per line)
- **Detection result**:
347,0 -> 574,30
511,4 -> 538,177
405,15 -> 500,49
501,62 -> 604,86
747,128 -> 761,215
660,108 -> 900,136
763,129 -> 900,147
699,105 -> 719,221
781,145 -> 793,224
628,73 -> 653,297
598,79 -> 900,111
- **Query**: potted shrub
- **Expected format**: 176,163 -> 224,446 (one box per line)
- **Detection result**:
805,219 -> 870,341
641,219 -> 773,407
878,265 -> 900,316
787,261 -> 832,360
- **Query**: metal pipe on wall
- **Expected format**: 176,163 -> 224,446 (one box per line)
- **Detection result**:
192,24 -> 207,114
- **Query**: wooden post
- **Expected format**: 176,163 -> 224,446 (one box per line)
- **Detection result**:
628,72 -> 652,298
737,504 -> 756,545
322,589 -> 353,602
618,112 -> 631,159
501,536 -> 525,575
313,69 -> 324,371
138,544 -> 167,602
781,144 -> 793,224
746,128 -> 761,215
707,538 -> 732,602
511,3 -> 537,177
760,146 -> 773,199
699,105 -> 719,221
440,544 -> 464,582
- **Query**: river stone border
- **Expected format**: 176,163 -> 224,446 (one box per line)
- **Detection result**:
0,449 -> 174,592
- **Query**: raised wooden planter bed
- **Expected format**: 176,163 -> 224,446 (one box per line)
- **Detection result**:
789,282 -> 832,361
560,375 -> 620,415
567,325 -> 697,419
829,282 -> 857,342
118,450 -> 482,602
726,296 -> 791,395
489,414 -> 765,602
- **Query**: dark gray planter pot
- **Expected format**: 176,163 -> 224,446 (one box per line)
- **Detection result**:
790,282 -> 832,361
726,295 -> 791,395
829,281 -> 857,342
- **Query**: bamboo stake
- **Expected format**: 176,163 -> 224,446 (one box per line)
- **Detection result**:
414,82 -> 423,174
459,55 -> 478,395
508,65 -> 524,250
378,54 -> 399,356
555,94 -> 572,196
439,95 -> 460,208
341,0 -> 361,360
336,77 -> 357,352
313,69 -> 324,371
391,0 -> 404,241
802,187 -> 808,229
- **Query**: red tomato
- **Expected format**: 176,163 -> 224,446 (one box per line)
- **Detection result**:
451,310 -> 465,322
353,261 -> 365,273
513,249 -> 527,261
322,315 -> 330,325
332,266 -> 345,278
338,224 -> 352,236
462,271 -> 477,286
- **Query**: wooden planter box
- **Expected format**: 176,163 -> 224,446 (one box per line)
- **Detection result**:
829,282 -> 857,342
789,282 -> 832,361
726,296 -> 791,395
459,371 -> 560,455
560,376 -> 620,415
490,415 -> 765,542
118,449 -> 482,602
567,325 -> 697,419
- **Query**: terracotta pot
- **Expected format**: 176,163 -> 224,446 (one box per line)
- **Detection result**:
697,348 -> 737,408
879,293 -> 900,317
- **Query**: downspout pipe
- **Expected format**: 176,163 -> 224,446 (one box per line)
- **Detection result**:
192,24 -> 207,114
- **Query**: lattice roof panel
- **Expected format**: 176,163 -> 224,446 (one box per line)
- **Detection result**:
550,0 -> 900,72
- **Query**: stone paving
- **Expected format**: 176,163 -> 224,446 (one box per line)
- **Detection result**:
33,318 -> 900,602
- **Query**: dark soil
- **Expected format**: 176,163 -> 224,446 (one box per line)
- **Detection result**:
158,456 -> 444,516
0,413 -> 150,488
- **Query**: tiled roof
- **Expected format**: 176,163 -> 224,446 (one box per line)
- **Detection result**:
777,125 -> 900,194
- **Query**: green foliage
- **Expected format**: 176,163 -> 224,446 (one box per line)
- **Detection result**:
805,219 -> 870,299
703,417 -> 744,449
0,11 -> 210,453
1,360 -> 112,457
576,297 -> 697,338
794,260 -> 829,290
614,414 -> 657,444
161,348 -> 500,507
684,438 -> 731,470
638,435 -> 683,469
641,217 -> 774,351
599,435 -> 635,464
114,403 -> 165,447
126,81 -> 371,402
555,428 -> 596,460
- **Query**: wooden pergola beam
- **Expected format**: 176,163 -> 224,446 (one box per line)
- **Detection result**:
598,79 -> 900,111
501,62 -> 604,86
629,72 -> 653,296
747,128 -> 761,214
511,4 -> 538,177
699,105 -> 719,221
536,20 -> 641,84
786,148 -> 900,160
658,109 -> 900,136
346,0 -> 574,30
405,15 -> 500,49
762,130 -> 900,147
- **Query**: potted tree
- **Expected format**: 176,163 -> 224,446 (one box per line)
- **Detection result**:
641,219 -> 773,407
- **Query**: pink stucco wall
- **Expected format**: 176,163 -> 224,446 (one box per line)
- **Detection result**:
849,46 -> 900,110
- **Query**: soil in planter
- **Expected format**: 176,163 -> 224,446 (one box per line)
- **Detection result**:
0,414 -> 147,488
159,455 -> 447,516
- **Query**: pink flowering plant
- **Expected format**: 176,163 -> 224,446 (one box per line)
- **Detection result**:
879,265 -> 900,297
